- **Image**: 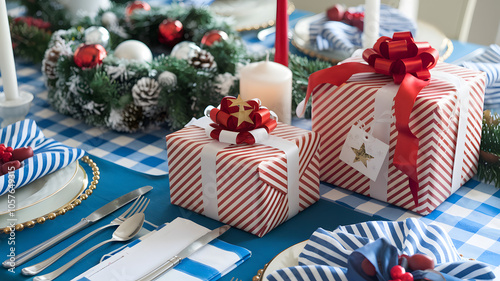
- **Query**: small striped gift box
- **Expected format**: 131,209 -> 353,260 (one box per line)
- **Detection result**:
166,122 -> 321,237
308,57 -> 486,215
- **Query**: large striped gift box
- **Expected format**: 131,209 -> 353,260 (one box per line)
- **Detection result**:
165,122 -> 321,237
309,57 -> 486,215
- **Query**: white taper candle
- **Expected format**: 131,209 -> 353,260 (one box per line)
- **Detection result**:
0,0 -> 19,101
362,0 -> 381,49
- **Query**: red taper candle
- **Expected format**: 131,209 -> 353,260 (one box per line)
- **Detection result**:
274,0 -> 289,67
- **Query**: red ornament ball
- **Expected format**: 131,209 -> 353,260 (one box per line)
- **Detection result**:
158,19 -> 185,47
201,30 -> 228,47
125,1 -> 151,17
73,44 -> 107,68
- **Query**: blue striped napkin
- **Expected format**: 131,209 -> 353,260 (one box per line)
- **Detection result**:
460,44 -> 500,111
73,218 -> 251,281
0,119 -> 85,196
266,218 -> 495,281
309,4 -> 418,54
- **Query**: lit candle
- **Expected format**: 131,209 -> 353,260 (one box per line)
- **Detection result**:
274,0 -> 288,67
362,0 -> 380,49
0,0 -> 19,101
239,58 -> 293,125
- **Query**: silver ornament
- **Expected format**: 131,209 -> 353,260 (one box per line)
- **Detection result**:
85,26 -> 110,48
170,41 -> 201,61
158,71 -> 177,87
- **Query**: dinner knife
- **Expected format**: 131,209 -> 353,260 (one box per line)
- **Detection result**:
138,225 -> 231,281
2,185 -> 153,268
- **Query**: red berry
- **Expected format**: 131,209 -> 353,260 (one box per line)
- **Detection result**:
390,265 -> 405,279
2,160 -> 21,174
2,152 -> 12,163
12,147 -> 34,162
5,146 -> 13,152
361,258 -> 376,276
400,272 -> 414,281
408,254 -> 435,271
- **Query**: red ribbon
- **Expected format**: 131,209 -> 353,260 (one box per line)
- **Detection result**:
302,32 -> 439,206
208,96 -> 277,145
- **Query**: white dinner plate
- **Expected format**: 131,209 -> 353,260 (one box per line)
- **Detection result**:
210,0 -> 295,31
292,13 -> 453,63
255,240 -> 308,281
0,161 -> 88,231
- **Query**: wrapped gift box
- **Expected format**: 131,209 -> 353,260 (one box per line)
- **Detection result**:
165,122 -> 321,237
308,56 -> 486,215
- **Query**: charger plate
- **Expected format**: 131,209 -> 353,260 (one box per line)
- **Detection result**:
253,241 -> 307,281
292,13 -> 453,63
0,156 -> 99,233
210,0 -> 295,31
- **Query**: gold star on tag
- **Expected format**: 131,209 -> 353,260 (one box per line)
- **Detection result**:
351,143 -> 374,167
229,95 -> 251,109
231,108 -> 254,126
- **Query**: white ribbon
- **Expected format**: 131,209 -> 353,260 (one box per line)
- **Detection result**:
370,71 -> 470,199
193,116 -> 300,221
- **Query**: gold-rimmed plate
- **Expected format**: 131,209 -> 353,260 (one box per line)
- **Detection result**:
254,240 -> 307,281
0,157 -> 99,233
210,0 -> 295,31
291,13 -> 453,63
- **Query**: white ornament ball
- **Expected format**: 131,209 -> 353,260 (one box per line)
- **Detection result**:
114,40 -> 153,63
85,26 -> 110,47
170,41 -> 200,61
101,11 -> 118,27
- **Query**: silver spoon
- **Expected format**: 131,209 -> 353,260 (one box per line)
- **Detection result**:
33,213 -> 145,281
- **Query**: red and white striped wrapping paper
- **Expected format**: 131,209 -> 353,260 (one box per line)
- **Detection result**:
311,58 -> 486,215
165,123 -> 321,237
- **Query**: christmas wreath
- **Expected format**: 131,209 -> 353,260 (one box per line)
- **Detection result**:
10,1 -> 330,132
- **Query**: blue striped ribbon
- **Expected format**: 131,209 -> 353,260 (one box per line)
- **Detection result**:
0,119 -> 85,196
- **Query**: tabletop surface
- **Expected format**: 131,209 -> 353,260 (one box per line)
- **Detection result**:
1,3 -> 499,281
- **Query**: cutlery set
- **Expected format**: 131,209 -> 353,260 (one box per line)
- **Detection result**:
2,185 -> 230,280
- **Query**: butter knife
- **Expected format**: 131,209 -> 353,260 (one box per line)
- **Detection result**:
138,225 -> 231,281
2,185 -> 153,268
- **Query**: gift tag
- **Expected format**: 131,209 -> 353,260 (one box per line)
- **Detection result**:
339,124 -> 389,181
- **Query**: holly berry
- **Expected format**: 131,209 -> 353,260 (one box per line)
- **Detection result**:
361,258 -> 376,276
390,265 -> 406,279
2,152 -> 12,163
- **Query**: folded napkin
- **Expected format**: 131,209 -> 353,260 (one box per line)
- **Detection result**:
459,44 -> 500,110
309,4 -> 417,54
0,119 -> 85,196
266,218 -> 495,281
72,218 -> 251,281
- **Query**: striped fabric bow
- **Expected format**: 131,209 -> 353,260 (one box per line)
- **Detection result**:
266,218 -> 496,281
206,96 -> 277,145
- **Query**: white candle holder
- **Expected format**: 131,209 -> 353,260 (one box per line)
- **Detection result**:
0,91 -> 33,127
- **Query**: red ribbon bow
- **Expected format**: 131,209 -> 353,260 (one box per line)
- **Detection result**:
208,96 -> 277,145
362,31 -> 439,84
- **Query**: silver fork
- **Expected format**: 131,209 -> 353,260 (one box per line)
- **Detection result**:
21,196 -> 150,276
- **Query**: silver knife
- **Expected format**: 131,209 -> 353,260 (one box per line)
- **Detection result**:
2,185 -> 153,268
138,225 -> 231,281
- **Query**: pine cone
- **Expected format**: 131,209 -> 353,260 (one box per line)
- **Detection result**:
42,40 -> 69,80
122,103 -> 144,132
188,49 -> 216,69
131,77 -> 161,117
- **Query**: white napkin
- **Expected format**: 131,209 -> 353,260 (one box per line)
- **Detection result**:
72,218 -> 251,281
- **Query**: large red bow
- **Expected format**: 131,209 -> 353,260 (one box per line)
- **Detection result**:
208,96 -> 277,145
362,31 -> 439,84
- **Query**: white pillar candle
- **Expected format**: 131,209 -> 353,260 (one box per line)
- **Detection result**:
398,0 -> 419,22
57,0 -> 110,18
0,0 -> 19,101
362,0 -> 380,49
239,59 -> 293,125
